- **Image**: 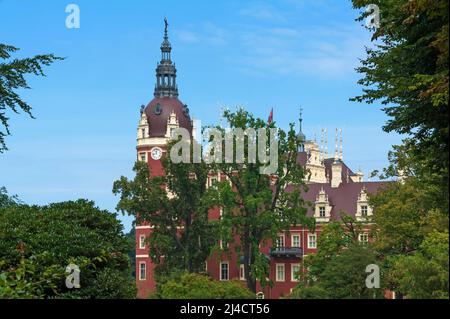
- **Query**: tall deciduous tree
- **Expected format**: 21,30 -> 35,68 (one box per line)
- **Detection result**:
113,141 -> 217,287
351,0 -> 449,189
351,0 -> 449,298
0,44 -> 63,152
203,108 -> 314,293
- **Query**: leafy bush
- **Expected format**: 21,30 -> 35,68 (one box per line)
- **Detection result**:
0,199 -> 136,298
159,273 -> 254,299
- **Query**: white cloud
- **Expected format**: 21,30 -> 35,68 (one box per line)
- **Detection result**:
239,3 -> 287,22
237,23 -> 372,78
175,30 -> 200,44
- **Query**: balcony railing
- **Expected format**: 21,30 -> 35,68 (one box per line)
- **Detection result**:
269,246 -> 303,258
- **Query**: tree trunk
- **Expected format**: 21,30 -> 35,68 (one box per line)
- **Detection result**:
243,233 -> 257,293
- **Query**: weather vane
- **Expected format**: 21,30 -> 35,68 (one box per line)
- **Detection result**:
164,17 -> 169,34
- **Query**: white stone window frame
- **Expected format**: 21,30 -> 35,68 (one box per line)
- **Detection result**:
291,263 -> 301,282
239,264 -> 245,281
138,152 -> 147,162
139,234 -> 146,249
276,234 -> 285,248
291,234 -> 301,248
359,232 -> 369,244
139,261 -> 146,281
307,233 -> 317,249
356,188 -> 374,221
220,261 -> 229,281
275,263 -> 285,282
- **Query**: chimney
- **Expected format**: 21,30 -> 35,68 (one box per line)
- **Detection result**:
331,160 -> 342,188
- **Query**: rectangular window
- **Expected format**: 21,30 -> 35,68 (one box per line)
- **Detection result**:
308,233 -> 317,249
209,176 -> 218,188
291,264 -> 300,282
276,263 -> 285,282
361,205 -> 368,216
220,262 -> 229,281
291,234 -> 301,248
141,128 -> 146,138
139,262 -> 146,281
139,234 -> 146,249
239,264 -> 245,281
139,152 -> 146,162
276,235 -> 285,248
319,206 -> 326,218
359,233 -> 369,244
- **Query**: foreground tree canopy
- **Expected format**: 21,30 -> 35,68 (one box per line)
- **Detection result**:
0,200 -> 136,298
350,0 -> 449,299
0,44 -> 63,152
156,273 -> 255,299
291,216 -> 383,299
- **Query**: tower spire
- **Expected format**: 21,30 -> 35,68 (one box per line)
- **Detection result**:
299,106 -> 303,133
297,106 -> 306,152
154,18 -> 179,98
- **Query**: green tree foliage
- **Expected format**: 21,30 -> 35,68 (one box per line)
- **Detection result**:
125,226 -> 136,279
0,186 -> 21,208
113,141 -> 217,287
158,273 -> 254,299
203,108 -> 314,293
387,231 -> 449,298
0,200 -> 136,298
0,44 -> 63,152
351,0 -> 449,299
291,216 -> 382,299
351,0 -> 449,189
371,179 -> 449,298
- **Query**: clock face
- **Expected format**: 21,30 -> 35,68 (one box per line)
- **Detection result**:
150,147 -> 162,160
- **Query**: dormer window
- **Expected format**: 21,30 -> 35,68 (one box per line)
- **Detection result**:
314,188 -> 331,222
356,188 -> 373,221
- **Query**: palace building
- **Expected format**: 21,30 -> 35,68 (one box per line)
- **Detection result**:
134,22 -> 387,299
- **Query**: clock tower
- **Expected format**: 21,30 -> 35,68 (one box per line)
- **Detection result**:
135,19 -> 194,298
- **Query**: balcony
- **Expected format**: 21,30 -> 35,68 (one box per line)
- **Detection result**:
269,247 -> 303,258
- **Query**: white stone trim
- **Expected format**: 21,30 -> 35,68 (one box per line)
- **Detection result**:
291,263 -> 300,282
220,261 -> 229,281
135,225 -> 152,230
138,261 -> 147,281
275,263 -> 285,282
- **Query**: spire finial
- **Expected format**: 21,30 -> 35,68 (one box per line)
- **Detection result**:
334,128 -> 339,161
299,106 -> 303,132
164,17 -> 169,38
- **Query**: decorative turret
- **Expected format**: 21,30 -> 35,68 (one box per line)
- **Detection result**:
297,107 -> 306,152
154,18 -> 179,98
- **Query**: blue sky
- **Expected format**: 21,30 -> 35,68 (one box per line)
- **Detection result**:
0,0 -> 401,232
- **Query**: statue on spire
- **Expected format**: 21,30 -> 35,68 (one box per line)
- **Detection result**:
164,17 -> 169,35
